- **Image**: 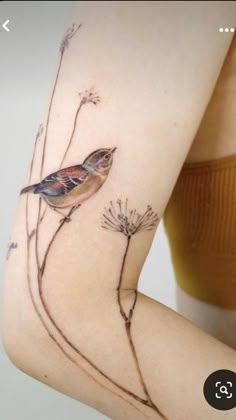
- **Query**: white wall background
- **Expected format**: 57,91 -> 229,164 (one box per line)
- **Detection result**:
0,2 -> 177,419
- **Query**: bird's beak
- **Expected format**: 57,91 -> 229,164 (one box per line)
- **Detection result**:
110,147 -> 117,154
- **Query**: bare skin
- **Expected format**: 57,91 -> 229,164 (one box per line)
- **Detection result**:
2,2 -> 236,420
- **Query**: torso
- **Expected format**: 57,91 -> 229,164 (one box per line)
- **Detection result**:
176,36 -> 236,349
186,35 -> 236,162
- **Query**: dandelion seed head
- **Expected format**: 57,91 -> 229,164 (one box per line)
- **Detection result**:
101,199 -> 159,237
78,88 -> 100,105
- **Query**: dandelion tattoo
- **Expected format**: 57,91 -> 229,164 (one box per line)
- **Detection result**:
102,199 -> 159,236
102,200 -> 166,418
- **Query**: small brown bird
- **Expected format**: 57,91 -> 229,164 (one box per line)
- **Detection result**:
21,147 -> 117,220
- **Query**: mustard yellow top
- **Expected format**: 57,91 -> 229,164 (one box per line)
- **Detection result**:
163,153 -> 236,310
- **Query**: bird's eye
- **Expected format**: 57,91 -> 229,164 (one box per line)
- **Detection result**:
104,153 -> 110,160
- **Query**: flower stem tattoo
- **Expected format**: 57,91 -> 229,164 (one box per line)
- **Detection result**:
102,200 -> 166,418
59,89 -> 100,169
21,22 -> 167,419
40,23 -> 82,179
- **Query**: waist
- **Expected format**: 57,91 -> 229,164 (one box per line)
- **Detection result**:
163,153 -> 236,309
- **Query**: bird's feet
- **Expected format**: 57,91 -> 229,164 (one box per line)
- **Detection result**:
51,206 -> 72,223
52,205 -> 80,224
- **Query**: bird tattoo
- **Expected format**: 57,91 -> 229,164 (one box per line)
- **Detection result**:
21,147 -> 117,221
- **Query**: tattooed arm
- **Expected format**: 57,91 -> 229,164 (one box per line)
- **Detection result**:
2,2 -> 236,420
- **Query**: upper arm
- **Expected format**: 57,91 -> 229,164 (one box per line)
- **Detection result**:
2,2 -> 236,419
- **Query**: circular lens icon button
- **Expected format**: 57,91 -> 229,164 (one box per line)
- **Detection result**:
203,369 -> 236,410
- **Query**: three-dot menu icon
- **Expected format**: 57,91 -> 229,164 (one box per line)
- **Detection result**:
219,28 -> 235,33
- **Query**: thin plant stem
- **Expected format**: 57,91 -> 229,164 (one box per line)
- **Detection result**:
37,48 -> 64,227
26,199 -> 143,415
59,100 -> 83,169
117,235 -> 166,419
40,52 -> 63,180
117,235 -> 131,321
36,205 -> 153,409
38,25 -> 82,225
39,205 -> 47,223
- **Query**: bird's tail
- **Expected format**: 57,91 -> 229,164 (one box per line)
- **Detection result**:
20,184 -> 38,195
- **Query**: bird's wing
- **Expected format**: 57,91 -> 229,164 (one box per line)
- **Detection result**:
34,165 -> 89,196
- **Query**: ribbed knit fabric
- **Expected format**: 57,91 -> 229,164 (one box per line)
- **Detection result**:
163,154 -> 236,309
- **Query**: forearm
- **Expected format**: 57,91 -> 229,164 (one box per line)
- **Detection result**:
130,292 -> 236,419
